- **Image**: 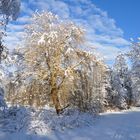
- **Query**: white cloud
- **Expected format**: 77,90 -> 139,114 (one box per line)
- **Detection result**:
5,0 -> 130,64
88,34 -> 130,46
16,16 -> 31,24
7,24 -> 25,31
4,31 -> 25,49
5,15 -> 29,49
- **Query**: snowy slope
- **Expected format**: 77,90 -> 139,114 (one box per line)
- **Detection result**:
0,108 -> 140,140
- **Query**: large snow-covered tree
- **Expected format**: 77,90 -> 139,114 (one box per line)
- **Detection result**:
5,11 -> 109,115
13,11 -> 85,114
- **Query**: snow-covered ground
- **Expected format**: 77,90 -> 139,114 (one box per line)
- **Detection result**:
0,108 -> 140,140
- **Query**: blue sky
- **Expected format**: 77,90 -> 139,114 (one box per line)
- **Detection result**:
5,0 -> 139,65
93,0 -> 140,40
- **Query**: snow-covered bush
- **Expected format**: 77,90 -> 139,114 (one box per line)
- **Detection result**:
0,105 -> 94,134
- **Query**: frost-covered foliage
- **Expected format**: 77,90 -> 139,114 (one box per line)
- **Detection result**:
0,63 -> 10,110
0,87 -> 6,110
0,0 -> 21,39
0,0 -> 21,62
0,0 -> 20,41
108,53 -> 131,109
128,40 -> 140,106
0,0 -> 21,22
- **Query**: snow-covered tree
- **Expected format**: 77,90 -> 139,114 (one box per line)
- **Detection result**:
0,0 -> 21,23
5,11 -> 109,115
0,0 -> 21,62
9,11 -> 85,114
110,53 -> 131,109
69,51 -> 108,113
128,39 -> 140,106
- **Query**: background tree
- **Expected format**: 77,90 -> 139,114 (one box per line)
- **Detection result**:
70,52 -> 108,113
0,0 -> 21,61
0,0 -> 20,110
110,53 -> 131,109
128,39 -> 140,106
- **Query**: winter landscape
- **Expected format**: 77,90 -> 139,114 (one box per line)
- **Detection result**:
0,0 -> 140,140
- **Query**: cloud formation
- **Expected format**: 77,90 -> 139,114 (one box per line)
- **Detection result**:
5,0 -> 130,64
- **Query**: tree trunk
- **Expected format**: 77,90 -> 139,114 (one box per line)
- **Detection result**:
51,88 -> 62,115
